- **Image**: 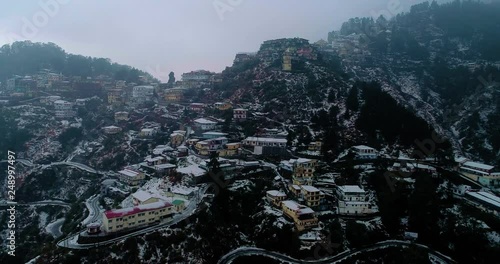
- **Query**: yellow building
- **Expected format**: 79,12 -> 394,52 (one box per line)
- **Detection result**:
170,132 -> 185,147
214,102 -> 232,111
102,201 -> 174,233
266,190 -> 287,207
164,88 -> 184,102
195,141 -> 211,156
300,185 -> 324,207
107,88 -> 123,105
282,48 -> 292,71
308,141 -> 322,152
132,190 -> 161,206
281,200 -> 318,231
218,143 -> 240,157
291,158 -> 317,185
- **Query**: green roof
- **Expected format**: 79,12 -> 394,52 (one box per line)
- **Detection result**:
172,200 -> 185,205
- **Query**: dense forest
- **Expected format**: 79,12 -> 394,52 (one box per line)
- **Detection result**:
0,41 -> 154,83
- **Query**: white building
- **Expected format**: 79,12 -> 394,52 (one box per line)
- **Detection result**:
352,145 -> 378,159
459,161 -> 500,187
242,137 -> 287,148
233,108 -> 247,120
193,118 -> 217,131
118,168 -> 145,186
54,100 -> 75,119
102,126 -> 122,135
336,185 -> 376,215
132,85 -> 155,103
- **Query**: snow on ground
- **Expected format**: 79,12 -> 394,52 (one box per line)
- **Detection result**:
228,180 -> 255,192
299,231 -> 322,241
45,217 -> 65,238
487,231 -> 500,244
263,205 -> 282,217
38,212 -> 49,229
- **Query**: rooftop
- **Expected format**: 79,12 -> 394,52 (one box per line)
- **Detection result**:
338,185 -> 365,194
194,118 -> 217,124
267,190 -> 287,197
301,185 -> 320,193
104,201 -> 172,219
462,161 -> 494,171
244,137 -> 287,143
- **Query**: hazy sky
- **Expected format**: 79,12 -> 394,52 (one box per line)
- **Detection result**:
0,0 -> 445,81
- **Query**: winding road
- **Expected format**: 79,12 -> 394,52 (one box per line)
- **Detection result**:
217,240 -> 457,264
57,184 -> 209,249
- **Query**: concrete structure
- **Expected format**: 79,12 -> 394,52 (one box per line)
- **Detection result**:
132,85 -> 154,104
170,132 -> 185,147
54,100 -> 75,119
195,137 -> 228,156
114,111 -> 129,122
352,145 -> 378,159
233,108 -> 247,120
282,48 -> 292,71
300,185 -> 324,207
118,168 -> 145,186
102,201 -> 174,233
139,128 -> 157,137
459,161 -> 500,187
102,126 -> 122,135
193,118 -> 217,131
215,102 -> 232,111
281,200 -> 318,231
189,103 -> 205,112
266,190 -> 287,207
336,185 -> 375,215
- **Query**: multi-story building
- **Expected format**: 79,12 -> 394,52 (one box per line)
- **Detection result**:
281,200 -> 318,231
308,141 -> 322,152
266,190 -> 287,207
164,88 -> 184,102
459,161 -> 500,187
181,70 -> 214,88
193,118 -> 218,131
336,185 -> 376,215
170,132 -> 185,147
102,126 -> 122,135
114,111 -> 129,122
242,137 -> 288,156
118,168 -> 145,186
107,88 -> 123,105
195,137 -> 228,156
189,103 -> 205,112
300,185 -> 324,207
282,48 -> 292,71
132,85 -> 154,105
352,145 -> 378,159
102,201 -> 174,233
233,108 -> 247,120
54,100 -> 75,119
202,132 -> 228,139
217,143 -> 240,157
291,158 -> 317,185
215,102 -> 232,111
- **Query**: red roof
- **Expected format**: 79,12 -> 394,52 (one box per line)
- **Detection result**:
104,201 -> 172,219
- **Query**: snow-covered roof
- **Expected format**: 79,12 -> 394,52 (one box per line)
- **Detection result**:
353,145 -> 375,150
155,163 -> 176,170
104,201 -> 172,219
244,137 -> 287,143
266,190 -> 286,197
194,118 -> 217,124
301,185 -> 320,193
455,157 -> 469,163
118,169 -> 141,178
282,200 -> 315,215
338,185 -> 365,194
145,156 -> 165,163
462,161 -> 494,171
466,192 -> 500,209
132,190 -> 155,202
177,165 -> 206,177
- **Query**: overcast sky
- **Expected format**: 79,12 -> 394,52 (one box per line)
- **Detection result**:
0,0 -> 447,81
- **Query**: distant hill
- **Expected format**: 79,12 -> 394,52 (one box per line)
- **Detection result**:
0,41 -> 156,84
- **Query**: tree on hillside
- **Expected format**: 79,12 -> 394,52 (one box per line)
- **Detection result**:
168,72 -> 175,87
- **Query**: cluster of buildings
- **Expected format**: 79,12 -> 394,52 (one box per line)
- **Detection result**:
455,157 -> 500,188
